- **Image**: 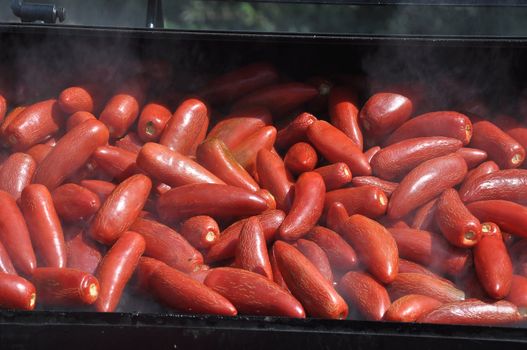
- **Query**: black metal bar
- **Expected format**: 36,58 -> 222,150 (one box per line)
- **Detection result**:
10,0 -> 65,23
146,0 -> 164,29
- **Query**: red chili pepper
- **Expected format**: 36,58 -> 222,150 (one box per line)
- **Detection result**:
0,190 -> 39,275
459,160 -> 499,196
371,137 -> 463,181
364,146 -> 381,164
0,272 -> 35,310
411,198 -> 439,231
206,210 -> 285,263
52,183 -> 101,222
474,222 -> 513,299
31,267 -> 99,306
231,125 -> 277,172
325,186 -> 388,219
196,138 -> 259,192
417,300 -> 521,325
58,85 -> 100,114
279,172 -> 325,241
384,294 -> 442,322
467,200 -> 527,239
66,111 -> 97,131
0,106 -> 25,145
160,98 -> 209,156
284,142 -> 318,176
92,145 -> 140,181
99,92 -> 141,139
235,216 -> 273,280
276,112 -> 317,151
204,267 -> 305,317
325,202 -> 349,233
115,132 -> 143,154
388,153 -> 467,219
506,275 -> 527,316
314,163 -> 352,191
256,149 -> 293,211
179,216 -> 220,250
33,119 -> 110,190
305,226 -> 358,272
157,183 -> 268,223
351,176 -> 398,198
388,273 -> 465,303
0,241 -> 16,275
340,214 -> 398,283
137,103 -> 172,142
130,217 -> 203,273
455,147 -> 488,169
273,241 -> 348,319
90,174 -> 152,245
79,180 -> 116,203
307,120 -> 371,176
385,111 -> 472,146
95,231 -> 145,312
295,239 -> 333,283
435,188 -> 482,247
21,184 -> 66,268
26,144 -> 53,165
470,120 -> 525,169
0,152 -> 36,200
329,86 -> 363,150
460,169 -> 527,205
65,229 -> 103,275
338,271 -> 390,321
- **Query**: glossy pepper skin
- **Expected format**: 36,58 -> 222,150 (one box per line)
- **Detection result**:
99,91 -> 141,139
149,263 -> 238,316
207,107 -> 271,150
325,185 -> 388,219
474,222 -> 513,299
276,112 -> 317,150
314,162 -> 352,191
92,145 -> 139,181
235,217 -> 273,280
411,198 -> 439,231
0,152 -> 36,200
0,106 -> 25,144
351,176 -> 398,198
58,86 -> 98,114
137,103 -> 172,142
130,217 -> 203,273
204,267 -> 305,317
0,273 -> 36,310
0,241 -> 16,275
160,98 -> 209,156
180,216 -> 220,250
360,93 -> 413,140
295,239 -> 333,283
388,273 -> 465,303
456,147 -> 488,169
31,267 -> 99,306
65,230 -> 103,275
384,111 -> 472,146
305,226 -> 358,272
90,174 -> 152,245
52,183 -> 101,222
115,132 -> 143,154
460,169 -> 527,205
397,259 -> 452,284
0,191 -> 36,275
21,184 -> 66,268
33,119 -> 110,190
284,142 -> 318,175
325,202 -> 349,233
460,160 -> 499,194
417,300 -> 521,325
467,200 -> 527,239
95,231 -> 145,312
80,180 -> 116,203
206,210 -> 285,263
338,271 -> 391,321
5,99 -> 64,151
256,149 -> 293,211
307,120 -> 371,176
273,241 -> 348,319
506,275 -> 527,315
26,143 -> 53,165
329,86 -> 363,150
341,215 -> 398,284
389,228 -> 471,276
231,125 -> 277,172
364,146 -> 381,164
137,142 -> 224,187
388,153 -> 467,219
384,294 -> 442,322
279,172 -> 325,241
199,62 -> 278,104
66,111 -> 97,131
435,188 -> 482,248
470,120 -> 525,169
232,82 -> 318,116
157,183 -> 268,223
371,137 -> 463,181
196,138 -> 259,192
